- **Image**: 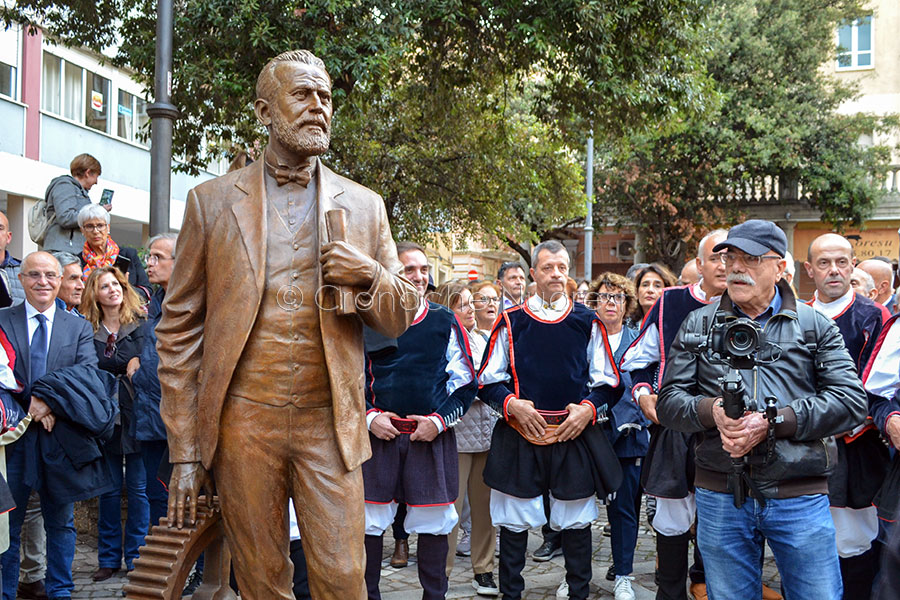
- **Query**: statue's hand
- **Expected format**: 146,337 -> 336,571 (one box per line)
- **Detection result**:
167,462 -> 214,529
320,241 -> 378,288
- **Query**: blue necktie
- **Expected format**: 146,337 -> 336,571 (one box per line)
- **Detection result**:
30,314 -> 47,384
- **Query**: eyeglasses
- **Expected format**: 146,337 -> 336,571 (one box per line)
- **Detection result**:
719,253 -> 782,268
471,296 -> 500,307
23,271 -> 60,281
82,223 -> 108,232
147,254 -> 174,265
593,292 -> 627,305
104,332 -> 117,359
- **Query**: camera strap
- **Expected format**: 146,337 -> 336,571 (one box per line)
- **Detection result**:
797,303 -> 819,358
729,461 -> 768,508
764,396 -> 779,464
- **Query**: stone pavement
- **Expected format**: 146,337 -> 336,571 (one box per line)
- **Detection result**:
66,507 -> 781,599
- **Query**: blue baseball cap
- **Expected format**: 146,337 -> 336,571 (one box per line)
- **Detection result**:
712,220 -> 787,258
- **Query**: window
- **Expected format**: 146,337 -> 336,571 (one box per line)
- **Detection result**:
117,90 -> 150,142
0,26 -> 19,100
42,52 -> 117,133
837,16 -> 873,69
85,71 -> 110,133
43,55 -> 86,121
117,89 -> 135,139
135,97 -> 149,139
41,53 -> 61,113
63,61 -> 83,121
0,62 -> 14,98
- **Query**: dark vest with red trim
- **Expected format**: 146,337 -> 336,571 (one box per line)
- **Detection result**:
365,302 -> 474,424
629,285 -> 709,391
502,301 -> 597,411
808,294 -> 889,508
807,294 -> 884,375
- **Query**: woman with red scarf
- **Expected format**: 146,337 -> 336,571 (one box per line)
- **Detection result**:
76,204 -> 150,296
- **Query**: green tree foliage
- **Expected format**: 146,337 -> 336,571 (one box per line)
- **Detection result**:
329,80 -> 585,259
2,0 -> 712,249
597,0 -> 898,268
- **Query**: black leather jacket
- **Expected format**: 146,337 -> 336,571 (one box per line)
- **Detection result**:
657,280 -> 868,498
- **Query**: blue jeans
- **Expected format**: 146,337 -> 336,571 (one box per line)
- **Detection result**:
1,440 -> 75,600
608,457 -> 641,576
139,440 -> 169,527
98,451 -> 149,570
696,487 -> 842,600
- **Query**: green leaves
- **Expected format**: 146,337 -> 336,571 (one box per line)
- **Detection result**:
2,0 -> 717,248
598,0 -> 897,268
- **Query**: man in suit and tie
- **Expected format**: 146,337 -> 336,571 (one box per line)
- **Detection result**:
0,251 -> 97,600
157,49 -> 417,599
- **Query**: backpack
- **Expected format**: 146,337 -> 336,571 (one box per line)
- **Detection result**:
29,175 -> 69,246
28,198 -> 54,246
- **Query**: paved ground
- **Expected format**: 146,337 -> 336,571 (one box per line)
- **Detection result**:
65,504 -> 782,599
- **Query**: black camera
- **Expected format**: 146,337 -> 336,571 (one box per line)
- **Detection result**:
708,318 -> 765,370
684,315 -> 773,370
684,313 -> 782,507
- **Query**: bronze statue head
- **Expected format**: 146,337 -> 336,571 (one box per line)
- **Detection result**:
255,50 -> 332,159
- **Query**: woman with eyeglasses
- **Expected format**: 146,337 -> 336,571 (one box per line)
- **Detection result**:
470,280 -> 501,332
433,281 -> 500,595
81,266 -> 150,582
588,273 -> 649,599
76,204 -> 150,294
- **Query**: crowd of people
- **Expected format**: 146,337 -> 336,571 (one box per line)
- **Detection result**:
349,224 -> 900,600
0,153 -> 180,600
0,149 -> 898,600
367,224 -> 900,600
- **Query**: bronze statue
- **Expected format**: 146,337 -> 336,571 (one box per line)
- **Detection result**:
155,49 -> 417,599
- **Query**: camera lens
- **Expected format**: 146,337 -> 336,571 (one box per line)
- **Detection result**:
732,330 -> 751,349
725,322 -> 760,357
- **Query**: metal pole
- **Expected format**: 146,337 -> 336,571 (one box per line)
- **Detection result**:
147,0 -> 178,236
583,131 -> 594,281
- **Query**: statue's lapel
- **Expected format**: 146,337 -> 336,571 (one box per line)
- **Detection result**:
316,159 -> 347,248
231,159 -> 267,294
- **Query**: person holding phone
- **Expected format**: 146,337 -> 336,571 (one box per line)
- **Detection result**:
76,204 -> 149,296
42,154 -> 106,254
362,242 -> 477,600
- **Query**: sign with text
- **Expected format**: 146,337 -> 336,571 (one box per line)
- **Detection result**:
795,227 -> 899,262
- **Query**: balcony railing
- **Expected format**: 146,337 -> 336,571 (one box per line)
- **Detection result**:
717,165 -> 900,206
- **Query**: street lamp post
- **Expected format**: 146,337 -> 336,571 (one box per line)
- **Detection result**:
584,130 -> 594,281
146,0 -> 178,236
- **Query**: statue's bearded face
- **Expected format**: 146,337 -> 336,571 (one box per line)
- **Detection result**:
267,62 -> 332,156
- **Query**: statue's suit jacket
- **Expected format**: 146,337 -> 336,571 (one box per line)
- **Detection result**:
157,157 -> 416,472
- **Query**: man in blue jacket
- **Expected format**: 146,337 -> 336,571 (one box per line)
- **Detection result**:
132,233 -> 178,527
0,252 -> 98,600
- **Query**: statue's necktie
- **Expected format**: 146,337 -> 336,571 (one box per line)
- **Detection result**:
30,313 -> 47,384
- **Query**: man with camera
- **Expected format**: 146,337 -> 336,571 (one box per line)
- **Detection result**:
657,220 -> 868,599
620,228 -> 729,600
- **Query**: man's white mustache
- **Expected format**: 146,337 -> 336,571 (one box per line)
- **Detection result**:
727,273 -> 756,286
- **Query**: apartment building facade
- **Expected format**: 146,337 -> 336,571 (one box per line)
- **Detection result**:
0,24 -> 224,259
